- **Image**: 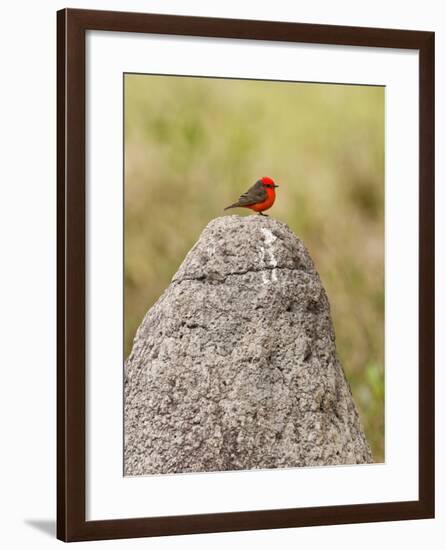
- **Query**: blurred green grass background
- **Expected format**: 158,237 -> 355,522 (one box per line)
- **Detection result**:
124,75 -> 384,462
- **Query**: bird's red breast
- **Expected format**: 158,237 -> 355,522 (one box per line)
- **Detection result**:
247,187 -> 276,212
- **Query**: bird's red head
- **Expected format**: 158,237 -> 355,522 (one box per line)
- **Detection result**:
260,176 -> 279,189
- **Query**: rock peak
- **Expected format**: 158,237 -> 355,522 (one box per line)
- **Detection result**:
172,215 -> 315,285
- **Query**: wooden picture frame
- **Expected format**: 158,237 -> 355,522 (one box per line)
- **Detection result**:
57,8 -> 434,542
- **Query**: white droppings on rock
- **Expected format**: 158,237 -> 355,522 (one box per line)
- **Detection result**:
260,227 -> 278,282
257,237 -> 270,284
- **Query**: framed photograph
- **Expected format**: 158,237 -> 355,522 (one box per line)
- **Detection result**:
57,8 -> 434,542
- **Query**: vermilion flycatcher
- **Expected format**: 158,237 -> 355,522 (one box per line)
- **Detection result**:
224,177 -> 279,216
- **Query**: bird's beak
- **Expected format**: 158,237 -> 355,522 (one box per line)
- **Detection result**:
274,184 -> 279,188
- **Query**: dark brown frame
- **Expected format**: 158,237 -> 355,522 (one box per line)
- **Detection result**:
57,7 -> 435,542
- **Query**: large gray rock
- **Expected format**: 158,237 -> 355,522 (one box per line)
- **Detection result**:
124,215 -> 372,475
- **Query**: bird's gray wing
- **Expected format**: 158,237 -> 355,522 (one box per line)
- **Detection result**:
235,180 -> 267,206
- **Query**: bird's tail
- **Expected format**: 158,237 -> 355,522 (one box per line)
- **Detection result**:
224,203 -> 238,211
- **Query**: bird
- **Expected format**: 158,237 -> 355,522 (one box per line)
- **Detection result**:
224,177 -> 279,216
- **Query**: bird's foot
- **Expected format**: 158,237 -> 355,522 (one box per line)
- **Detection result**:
258,212 -> 268,216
